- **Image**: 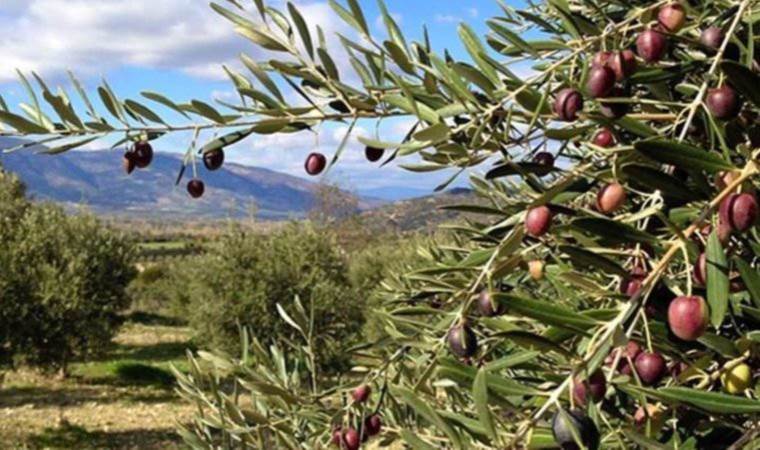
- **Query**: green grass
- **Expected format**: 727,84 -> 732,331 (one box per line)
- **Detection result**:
29,423 -> 183,449
137,241 -> 188,251
2,315 -> 195,448
69,318 -> 192,387
71,360 -> 180,388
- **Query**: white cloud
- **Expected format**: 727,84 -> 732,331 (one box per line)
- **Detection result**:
435,8 -> 479,24
434,14 -> 458,24
0,0 -> 352,83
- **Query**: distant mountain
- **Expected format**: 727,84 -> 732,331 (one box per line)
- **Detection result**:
0,140 -> 384,219
357,186 -> 436,201
359,187 -> 478,233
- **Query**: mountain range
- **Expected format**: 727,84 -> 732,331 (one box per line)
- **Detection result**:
0,139 -> 386,219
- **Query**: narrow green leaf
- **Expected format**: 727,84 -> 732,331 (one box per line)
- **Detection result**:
721,61 -> 760,108
634,139 -> 734,174
235,26 -> 289,52
735,258 -> 760,308
392,386 -> 462,448
0,110 -> 50,134
495,331 -> 573,358
400,430 -> 437,450
328,117 -> 357,169
98,86 -> 124,122
622,164 -> 703,202
124,99 -> 165,124
42,136 -> 100,155
706,231 -> 729,327
318,48 -> 341,80
495,294 -> 598,331
200,127 -> 255,154
413,123 -> 450,143
559,245 -> 627,277
240,55 -> 285,102
473,368 -> 496,442
384,40 -> 415,74
142,91 -> 190,119
190,100 -> 227,124
328,0 -> 367,36
288,3 -> 314,59
629,386 -> 760,414
571,217 -> 659,245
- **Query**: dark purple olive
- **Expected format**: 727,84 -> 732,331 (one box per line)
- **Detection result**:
341,428 -> 360,450
592,51 -> 612,67
551,409 -> 600,450
533,152 -> 555,169
123,152 -> 136,175
606,341 -> 641,375
608,50 -> 637,81
133,141 -> 154,169
700,27 -> 724,51
352,385 -> 371,404
477,289 -> 500,317
719,193 -> 758,232
636,29 -> 668,63
572,370 -> 606,406
634,352 -> 666,385
447,325 -> 478,358
305,152 -> 327,176
365,146 -> 384,162
586,65 -> 615,98
364,415 -> 382,437
187,179 -> 205,199
693,252 -> 707,286
668,295 -> 709,341
657,3 -> 686,33
592,128 -> 615,147
525,206 -> 552,237
596,183 -> 626,214
203,149 -> 225,171
620,267 -> 647,298
554,88 -> 584,122
706,86 -> 743,120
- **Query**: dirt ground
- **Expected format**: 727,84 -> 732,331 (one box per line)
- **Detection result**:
0,320 -> 196,449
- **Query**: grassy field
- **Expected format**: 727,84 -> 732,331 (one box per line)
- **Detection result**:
0,315 -> 195,449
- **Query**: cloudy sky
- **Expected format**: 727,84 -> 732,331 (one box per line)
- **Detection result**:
0,0 -> 521,196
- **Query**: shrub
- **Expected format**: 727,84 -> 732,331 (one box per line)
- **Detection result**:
0,168 -> 136,370
179,224 -> 363,372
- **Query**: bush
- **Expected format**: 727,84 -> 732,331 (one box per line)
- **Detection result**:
178,224 -> 363,372
0,168 -> 136,370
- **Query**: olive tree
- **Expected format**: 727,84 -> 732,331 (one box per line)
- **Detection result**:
2,0 -> 760,447
0,169 -> 136,371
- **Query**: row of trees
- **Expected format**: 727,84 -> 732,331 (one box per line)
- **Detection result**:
0,168 -> 135,373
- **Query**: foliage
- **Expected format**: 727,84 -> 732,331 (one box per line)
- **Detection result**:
308,181 -> 361,226
175,224 -> 364,373
3,0 -> 760,448
0,168 -> 136,370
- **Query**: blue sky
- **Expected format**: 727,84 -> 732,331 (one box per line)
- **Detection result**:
0,0 -> 516,196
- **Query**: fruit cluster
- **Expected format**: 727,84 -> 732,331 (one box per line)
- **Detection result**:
123,140 -> 227,199
331,385 -> 383,450
441,3 -> 758,448
304,146 -> 385,177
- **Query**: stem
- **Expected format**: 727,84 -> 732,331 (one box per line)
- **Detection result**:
676,0 -> 751,142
